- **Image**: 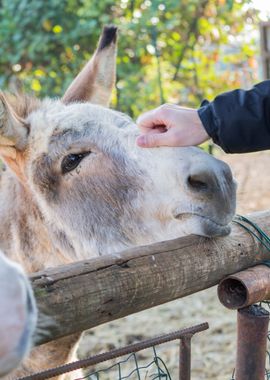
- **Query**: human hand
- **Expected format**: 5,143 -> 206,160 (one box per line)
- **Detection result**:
136,104 -> 210,148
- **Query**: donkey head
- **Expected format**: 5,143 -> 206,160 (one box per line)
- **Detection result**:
0,26 -> 236,259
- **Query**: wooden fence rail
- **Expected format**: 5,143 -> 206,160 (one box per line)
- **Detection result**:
32,210 -> 270,345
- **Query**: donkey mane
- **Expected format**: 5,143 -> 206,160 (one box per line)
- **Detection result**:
4,92 -> 41,119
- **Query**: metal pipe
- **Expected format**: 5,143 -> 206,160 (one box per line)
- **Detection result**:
235,305 -> 269,380
179,336 -> 191,380
218,265 -> 270,309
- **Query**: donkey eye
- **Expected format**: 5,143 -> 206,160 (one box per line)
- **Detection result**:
61,153 -> 90,174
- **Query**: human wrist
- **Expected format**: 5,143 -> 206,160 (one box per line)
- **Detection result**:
197,105 -> 215,141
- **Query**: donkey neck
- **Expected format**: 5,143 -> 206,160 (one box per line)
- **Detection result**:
0,169 -> 73,272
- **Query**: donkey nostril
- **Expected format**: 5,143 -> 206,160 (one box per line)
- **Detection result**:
187,175 -> 208,191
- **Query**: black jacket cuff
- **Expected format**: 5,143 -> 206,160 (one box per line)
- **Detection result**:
197,81 -> 270,153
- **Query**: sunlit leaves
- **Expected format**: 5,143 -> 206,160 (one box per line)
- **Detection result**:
0,0 -> 260,117
31,79 -> 41,92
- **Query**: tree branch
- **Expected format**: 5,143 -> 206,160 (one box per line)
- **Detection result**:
173,0 -> 209,81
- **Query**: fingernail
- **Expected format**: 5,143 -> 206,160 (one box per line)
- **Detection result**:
136,135 -> 146,147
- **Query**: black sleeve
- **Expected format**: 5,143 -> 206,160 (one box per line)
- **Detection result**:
197,80 -> 270,153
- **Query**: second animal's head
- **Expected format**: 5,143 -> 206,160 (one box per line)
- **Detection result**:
0,252 -> 37,378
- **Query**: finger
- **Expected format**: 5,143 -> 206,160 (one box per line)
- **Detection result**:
136,108 -> 166,132
147,125 -> 167,133
136,131 -> 173,148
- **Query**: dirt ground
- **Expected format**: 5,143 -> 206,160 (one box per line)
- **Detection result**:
77,151 -> 270,380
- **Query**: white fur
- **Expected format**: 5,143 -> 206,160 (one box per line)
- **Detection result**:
0,252 -> 37,378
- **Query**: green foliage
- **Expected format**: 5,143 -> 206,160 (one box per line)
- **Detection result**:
0,0 -> 260,117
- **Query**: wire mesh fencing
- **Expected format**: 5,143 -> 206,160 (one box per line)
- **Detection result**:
18,323 -> 208,380
80,347 -> 171,380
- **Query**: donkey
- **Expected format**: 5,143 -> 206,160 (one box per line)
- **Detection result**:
0,252 -> 37,378
0,26 -> 236,378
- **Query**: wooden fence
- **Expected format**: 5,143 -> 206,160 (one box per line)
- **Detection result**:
32,210 -> 270,345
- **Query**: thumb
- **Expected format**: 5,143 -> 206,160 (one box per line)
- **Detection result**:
136,132 -> 170,148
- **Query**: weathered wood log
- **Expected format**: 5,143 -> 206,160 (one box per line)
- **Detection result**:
32,210 -> 270,345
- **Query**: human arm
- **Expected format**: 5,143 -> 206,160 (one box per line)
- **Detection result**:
198,80 -> 270,153
136,80 -> 270,153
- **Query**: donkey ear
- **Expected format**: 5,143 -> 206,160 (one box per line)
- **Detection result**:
62,25 -> 117,107
0,93 -> 28,159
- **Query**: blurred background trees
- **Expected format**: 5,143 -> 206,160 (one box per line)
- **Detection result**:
0,0 -> 262,117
